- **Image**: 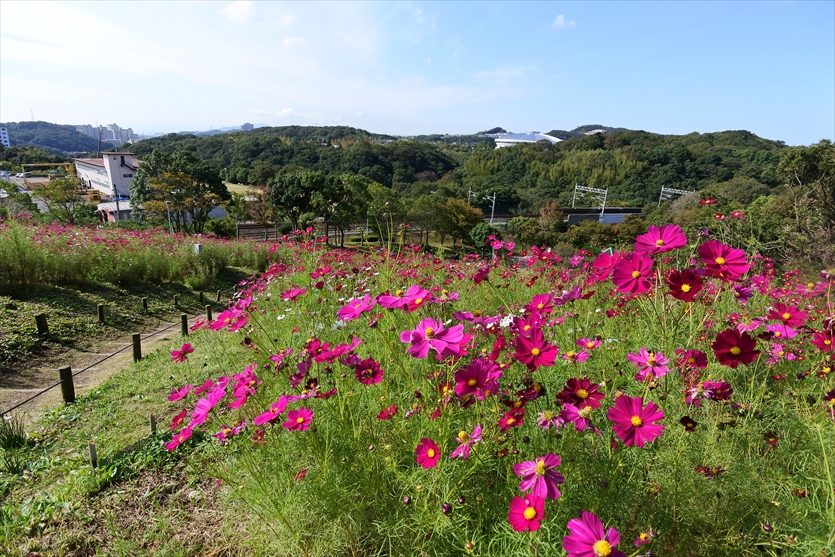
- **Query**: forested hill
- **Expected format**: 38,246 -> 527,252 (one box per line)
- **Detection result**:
126,126 -> 788,212
0,121 -> 104,155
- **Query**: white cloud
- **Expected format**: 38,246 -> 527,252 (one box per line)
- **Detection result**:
218,1 -> 256,23
282,36 -> 307,48
551,14 -> 576,29
276,13 -> 296,26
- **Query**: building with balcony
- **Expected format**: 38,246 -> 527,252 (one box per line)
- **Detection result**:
72,152 -> 139,198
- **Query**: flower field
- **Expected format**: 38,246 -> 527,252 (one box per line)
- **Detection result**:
18,224 -> 834,556
0,219 -> 274,293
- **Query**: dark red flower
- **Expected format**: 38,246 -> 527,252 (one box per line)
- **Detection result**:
555,377 -> 604,409
712,329 -> 760,369
665,269 -> 703,302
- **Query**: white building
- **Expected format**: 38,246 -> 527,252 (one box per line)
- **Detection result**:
494,132 -> 561,148
73,152 -> 139,198
0,127 -> 10,148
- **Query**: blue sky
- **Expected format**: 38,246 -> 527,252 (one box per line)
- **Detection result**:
1,1 -> 832,145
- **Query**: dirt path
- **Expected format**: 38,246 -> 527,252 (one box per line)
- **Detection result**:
0,316 -> 200,425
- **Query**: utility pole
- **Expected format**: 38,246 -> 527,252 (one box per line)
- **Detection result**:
165,200 -> 173,233
467,187 -> 476,206
484,192 -> 497,225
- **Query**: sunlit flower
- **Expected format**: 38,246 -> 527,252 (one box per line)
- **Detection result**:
767,302 -> 808,326
450,425 -> 482,460
698,240 -> 750,280
634,224 -> 687,255
563,511 -> 627,557
415,437 -> 441,469
400,318 -> 465,359
556,377 -> 604,409
513,453 -> 565,500
627,348 -> 670,382
712,328 -> 760,368
607,395 -> 665,448
665,269 -> 703,302
170,343 -> 195,363
507,494 -> 545,532
611,252 -> 654,294
282,407 -> 313,431
513,328 -> 559,370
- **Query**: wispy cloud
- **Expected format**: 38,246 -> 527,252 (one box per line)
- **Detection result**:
551,14 -> 577,29
282,36 -> 307,49
218,1 -> 256,23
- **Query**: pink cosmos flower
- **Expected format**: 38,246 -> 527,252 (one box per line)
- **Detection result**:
337,294 -> 377,322
513,453 -> 565,500
611,252 -> 654,294
767,303 -> 808,326
253,396 -> 289,425
698,240 -> 750,280
189,387 -> 227,427
537,409 -> 566,429
282,407 -> 313,431
563,511 -> 626,557
193,379 -> 214,396
513,328 -> 559,370
401,285 -> 432,312
675,348 -> 708,370
165,426 -> 193,451
556,377 -> 604,409
399,318 -> 465,359
170,343 -> 195,363
627,348 -> 670,382
209,306 -> 243,331
634,224 -> 687,255
167,384 -> 193,402
415,437 -> 441,469
450,425 -> 482,460
607,396 -> 665,448
507,494 -> 546,532
498,408 -> 525,431
525,293 -> 555,315
168,409 -> 187,431
811,330 -> 835,352
280,287 -> 307,301
354,358 -> 385,385
560,403 -> 601,434
561,349 -> 590,363
590,250 -> 625,283
765,323 -> 798,340
377,404 -> 398,420
576,338 -> 602,351
454,359 -> 501,399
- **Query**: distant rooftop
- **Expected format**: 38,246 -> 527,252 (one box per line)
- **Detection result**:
494,132 -> 561,148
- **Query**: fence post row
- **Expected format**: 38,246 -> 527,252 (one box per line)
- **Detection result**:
205,305 -> 213,322
97,303 -> 105,324
181,313 -> 189,336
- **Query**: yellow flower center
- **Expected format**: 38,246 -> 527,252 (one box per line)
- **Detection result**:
587,341 -> 596,348
681,284 -> 691,293
395,289 -> 404,297
579,407 -> 592,418
414,298 -> 424,305
523,507 -> 537,520
523,324 -> 531,331
631,270 -> 641,279
537,303 -> 544,309
774,332 -> 782,337
807,282 -> 815,289
826,340 -> 832,346
648,356 -> 657,366
630,415 -> 643,427
296,416 -> 305,424
534,460 -> 547,476
531,348 -> 541,356
542,410 -> 555,420
567,351 -> 576,359
639,532 -> 649,541
593,540 -> 612,556
687,357 -> 696,364
473,310 -> 482,317
457,431 -> 469,443
467,378 -> 478,387
730,346 -> 742,355
506,417 -> 516,426
426,449 -> 435,458
425,327 -> 435,338
782,312 -> 791,320
715,257 -> 726,265
577,389 -> 589,399
655,239 -> 665,246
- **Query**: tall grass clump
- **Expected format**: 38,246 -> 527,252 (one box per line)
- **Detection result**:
156,230 -> 835,557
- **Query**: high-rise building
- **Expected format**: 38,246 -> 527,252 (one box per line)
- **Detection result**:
0,127 -> 10,148
241,123 -> 254,131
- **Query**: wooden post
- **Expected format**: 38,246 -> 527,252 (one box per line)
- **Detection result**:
132,333 -> 142,362
181,313 -> 188,336
150,413 -> 157,435
216,290 -> 221,303
35,313 -> 49,335
199,291 -> 204,304
173,295 -> 179,307
142,297 -> 148,311
205,305 -> 212,322
88,440 -> 98,468
58,365 -> 75,403
97,304 -> 105,324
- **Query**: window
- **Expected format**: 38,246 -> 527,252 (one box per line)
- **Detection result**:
123,173 -> 133,178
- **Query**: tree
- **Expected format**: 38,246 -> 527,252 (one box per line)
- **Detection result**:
131,150 -> 228,226
267,171 -> 323,230
32,177 -> 98,225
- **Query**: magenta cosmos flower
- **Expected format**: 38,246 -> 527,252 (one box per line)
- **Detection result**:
165,426 -> 193,451
634,224 -> 687,255
454,359 -> 501,399
611,252 -> 654,294
627,348 -> 670,382
167,383 -> 193,402
698,240 -> 750,280
607,396 -> 665,448
556,377 -> 604,409
513,453 -> 565,500
508,494 -> 546,532
399,318 -> 465,359
253,396 -> 289,426
170,343 -> 195,363
665,269 -> 703,302
712,328 -> 760,368
563,511 -> 626,557
282,407 -> 313,431
810,330 -> 835,352
354,358 -> 385,385
513,328 -> 559,370
450,425 -> 482,460
337,294 -> 377,322
415,437 -> 441,469
767,302 -> 808,327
